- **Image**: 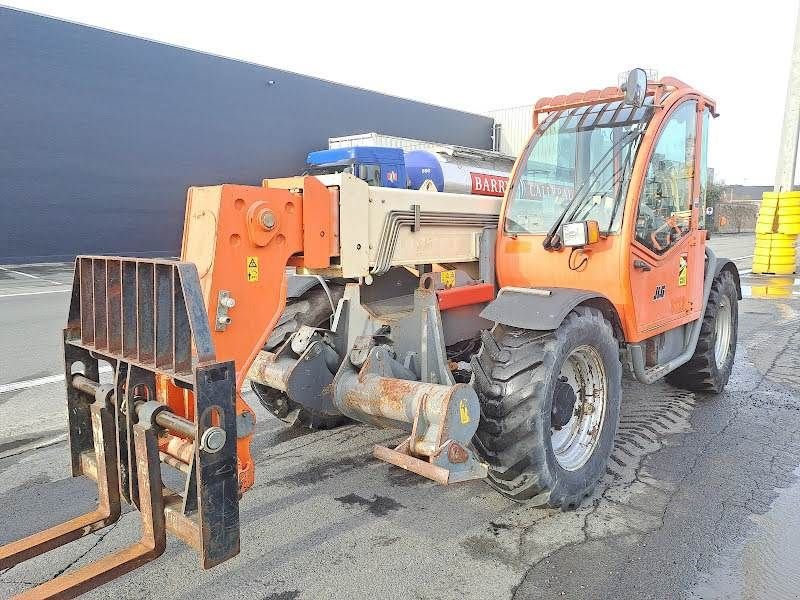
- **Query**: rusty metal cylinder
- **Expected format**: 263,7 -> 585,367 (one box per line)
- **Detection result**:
248,351 -> 292,392
338,374 -> 456,425
71,374 -> 196,439
71,374 -> 101,396
334,369 -> 481,457
162,435 -> 195,464
149,409 -> 195,439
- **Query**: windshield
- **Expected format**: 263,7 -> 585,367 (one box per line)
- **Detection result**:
505,98 -> 655,235
307,162 -> 354,176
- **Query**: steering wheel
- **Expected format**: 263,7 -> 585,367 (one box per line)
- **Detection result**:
649,215 -> 683,252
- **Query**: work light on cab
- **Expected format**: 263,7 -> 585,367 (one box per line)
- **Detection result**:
561,220 -> 601,247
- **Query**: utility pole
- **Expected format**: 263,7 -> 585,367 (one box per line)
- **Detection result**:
775,3 -> 800,192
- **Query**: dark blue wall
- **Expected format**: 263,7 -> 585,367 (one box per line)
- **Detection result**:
0,8 -> 492,263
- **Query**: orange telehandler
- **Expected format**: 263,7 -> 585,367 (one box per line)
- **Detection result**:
0,70 -> 740,598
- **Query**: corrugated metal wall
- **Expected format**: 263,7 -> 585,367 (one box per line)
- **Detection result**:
486,105 -> 534,157
0,8 -> 493,263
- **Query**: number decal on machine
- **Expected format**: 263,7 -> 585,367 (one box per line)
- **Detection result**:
247,256 -> 259,282
678,254 -> 688,286
653,285 -> 666,300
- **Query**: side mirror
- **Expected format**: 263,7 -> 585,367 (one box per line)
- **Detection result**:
622,68 -> 647,107
562,221 -> 601,247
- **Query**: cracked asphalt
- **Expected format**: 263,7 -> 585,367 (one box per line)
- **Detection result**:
1,235 -> 800,599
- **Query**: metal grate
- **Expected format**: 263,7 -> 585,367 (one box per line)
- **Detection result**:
66,256 -> 215,380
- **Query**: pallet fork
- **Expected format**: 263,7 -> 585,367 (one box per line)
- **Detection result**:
0,258 -> 241,599
1,180 -> 335,597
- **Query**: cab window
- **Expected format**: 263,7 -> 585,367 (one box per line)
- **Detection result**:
361,165 -> 382,186
635,101 -> 696,254
698,108 -> 711,230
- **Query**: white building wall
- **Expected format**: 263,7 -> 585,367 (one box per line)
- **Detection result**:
486,105 -> 535,157
328,132 -> 447,152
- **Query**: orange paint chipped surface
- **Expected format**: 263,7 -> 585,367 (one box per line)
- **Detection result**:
178,180 -> 330,493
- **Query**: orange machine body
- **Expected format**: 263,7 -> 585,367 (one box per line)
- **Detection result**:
158,177 -> 334,492
155,77 -> 717,493
496,77 -> 716,344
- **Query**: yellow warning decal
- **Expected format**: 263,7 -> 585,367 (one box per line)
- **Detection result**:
678,254 -> 688,287
440,270 -> 456,289
459,398 -> 470,424
247,256 -> 259,282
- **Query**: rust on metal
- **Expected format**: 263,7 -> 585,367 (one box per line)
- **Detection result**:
248,350 -> 291,392
342,373 -> 461,427
163,434 -> 195,464
2,287 -> 241,597
373,438 -> 450,485
12,423 -> 167,600
447,442 -> 469,464
0,399 -> 121,571
160,451 -> 191,474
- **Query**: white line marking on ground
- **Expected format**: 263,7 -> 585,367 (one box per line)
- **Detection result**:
0,265 -> 39,279
0,288 -> 70,298
0,433 -> 67,460
0,364 -> 113,394
739,269 -> 752,275
0,265 -> 64,285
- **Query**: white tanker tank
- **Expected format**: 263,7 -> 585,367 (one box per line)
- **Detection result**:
405,148 -> 516,197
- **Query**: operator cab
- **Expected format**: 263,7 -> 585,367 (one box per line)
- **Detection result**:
306,146 -> 407,188
497,70 -> 719,342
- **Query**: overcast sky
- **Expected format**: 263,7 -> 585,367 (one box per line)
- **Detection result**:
3,0 -> 799,184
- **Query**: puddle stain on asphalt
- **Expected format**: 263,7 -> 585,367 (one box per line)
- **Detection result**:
741,276 -> 800,299
334,493 -> 404,517
261,591 -> 301,600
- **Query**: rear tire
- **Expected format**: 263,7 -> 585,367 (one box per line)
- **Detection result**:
250,284 -> 350,430
472,307 -> 622,509
665,269 -> 738,393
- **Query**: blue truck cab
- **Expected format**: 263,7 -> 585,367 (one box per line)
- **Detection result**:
306,146 -> 407,188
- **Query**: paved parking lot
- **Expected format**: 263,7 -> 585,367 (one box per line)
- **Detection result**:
1,236 -> 800,599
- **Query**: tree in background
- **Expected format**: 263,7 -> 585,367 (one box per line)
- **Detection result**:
706,179 -> 725,231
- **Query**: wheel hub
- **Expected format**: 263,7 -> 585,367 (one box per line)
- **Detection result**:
551,377 -> 577,430
714,296 -> 732,368
550,345 -> 608,472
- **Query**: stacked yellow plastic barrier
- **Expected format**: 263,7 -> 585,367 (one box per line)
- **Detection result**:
753,191 -> 799,274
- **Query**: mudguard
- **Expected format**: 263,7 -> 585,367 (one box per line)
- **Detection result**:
713,258 -> 743,300
480,287 -> 610,331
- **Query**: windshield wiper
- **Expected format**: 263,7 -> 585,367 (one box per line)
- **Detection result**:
542,127 -> 643,249
603,141 -> 638,233
570,152 -> 637,223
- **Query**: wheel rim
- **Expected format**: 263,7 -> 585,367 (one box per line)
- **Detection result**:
550,345 -> 607,471
714,296 -> 732,368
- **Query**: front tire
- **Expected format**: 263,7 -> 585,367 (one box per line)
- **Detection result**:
472,307 -> 622,509
665,269 -> 738,393
250,284 -> 349,430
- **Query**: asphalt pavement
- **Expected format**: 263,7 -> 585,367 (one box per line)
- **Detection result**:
1,235 -> 799,599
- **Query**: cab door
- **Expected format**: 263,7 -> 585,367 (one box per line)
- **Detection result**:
629,99 -> 705,337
